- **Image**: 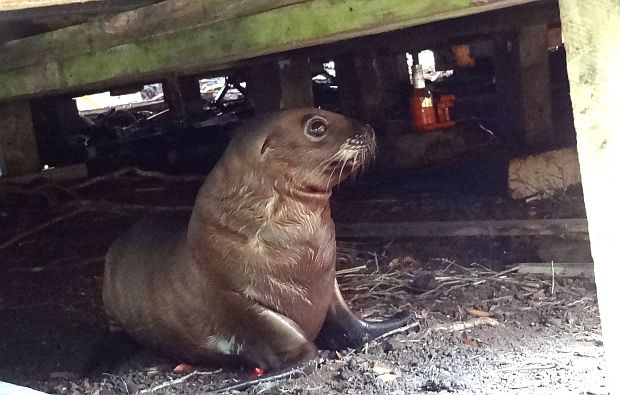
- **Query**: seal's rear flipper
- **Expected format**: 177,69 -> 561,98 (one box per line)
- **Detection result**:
81,327 -> 142,378
212,360 -> 317,393
315,280 -> 410,350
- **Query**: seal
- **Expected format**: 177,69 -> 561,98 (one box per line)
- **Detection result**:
102,108 -> 408,375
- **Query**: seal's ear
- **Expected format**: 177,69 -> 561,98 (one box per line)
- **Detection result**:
261,136 -> 272,155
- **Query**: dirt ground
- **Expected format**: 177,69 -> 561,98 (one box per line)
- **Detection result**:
0,168 -> 607,394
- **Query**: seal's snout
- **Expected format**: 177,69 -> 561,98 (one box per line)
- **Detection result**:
363,124 -> 375,141
347,124 -> 376,150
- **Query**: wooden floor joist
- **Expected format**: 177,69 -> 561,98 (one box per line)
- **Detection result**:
1,0 -> 106,12
0,0 -> 543,101
335,218 -> 588,239
516,262 -> 594,278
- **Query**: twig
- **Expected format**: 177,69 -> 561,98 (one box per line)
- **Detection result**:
566,297 -> 593,308
336,265 -> 367,276
492,266 -> 523,277
72,167 -> 203,190
0,207 -> 87,251
71,167 -> 135,190
90,200 -> 193,213
494,361 -> 558,372
139,368 -> 222,393
373,321 -> 421,341
0,199 -> 193,251
551,260 -> 555,295
429,317 -> 499,332
5,256 -> 104,273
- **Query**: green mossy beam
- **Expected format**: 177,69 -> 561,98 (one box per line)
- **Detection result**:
0,0 -> 534,101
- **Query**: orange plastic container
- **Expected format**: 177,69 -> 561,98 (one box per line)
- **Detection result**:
410,87 -> 437,130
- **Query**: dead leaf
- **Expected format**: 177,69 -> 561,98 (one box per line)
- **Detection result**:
173,363 -> 193,374
462,338 -> 479,348
370,361 -> 394,375
403,256 -> 416,265
468,308 -> 491,318
531,290 -> 546,301
421,309 -> 430,319
377,372 -> 400,382
388,258 -> 400,267
146,367 -> 160,378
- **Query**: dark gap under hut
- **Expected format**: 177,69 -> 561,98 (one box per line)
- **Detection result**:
0,1 -> 615,394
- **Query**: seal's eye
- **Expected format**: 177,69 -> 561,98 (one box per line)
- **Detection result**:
304,115 -> 329,142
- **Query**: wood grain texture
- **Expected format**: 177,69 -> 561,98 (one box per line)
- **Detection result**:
0,0 -> 542,101
1,0 -> 106,12
559,0 -> 620,392
335,218 -> 588,239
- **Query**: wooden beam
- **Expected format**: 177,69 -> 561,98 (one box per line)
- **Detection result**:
515,262 -> 594,279
1,0 -> 106,12
278,57 -> 314,109
0,0 -> 307,71
0,0 -> 161,22
0,0 -> 543,101
293,0 -> 559,67
0,101 -> 41,176
559,0 -> 620,392
245,63 -> 282,112
335,218 -> 588,239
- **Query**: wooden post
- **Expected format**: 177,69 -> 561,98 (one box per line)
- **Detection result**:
278,57 -> 314,109
494,25 -> 553,150
246,57 -> 314,113
559,1 -> 620,393
245,62 -> 282,113
163,75 -> 205,116
0,101 -> 41,176
334,52 -> 362,119
31,95 -> 87,166
335,49 -> 405,126
163,75 -> 186,118
518,24 -> 553,148
177,75 -> 205,115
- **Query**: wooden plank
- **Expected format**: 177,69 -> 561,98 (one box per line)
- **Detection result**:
335,218 -> 588,239
559,0 -> 620,392
0,0 -> 161,22
0,0 -> 105,12
518,24 -> 553,147
0,0 -> 542,101
278,57 -> 315,109
0,101 -> 41,176
2,163 -> 87,184
0,0 -> 308,71
516,262 -> 594,279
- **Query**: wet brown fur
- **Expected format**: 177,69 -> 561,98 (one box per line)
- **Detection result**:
103,108 -> 403,371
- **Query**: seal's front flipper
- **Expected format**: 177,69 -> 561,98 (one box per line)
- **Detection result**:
213,359 -> 317,393
315,280 -> 410,350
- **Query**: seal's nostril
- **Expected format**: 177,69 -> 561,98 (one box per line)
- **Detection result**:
364,124 -> 375,140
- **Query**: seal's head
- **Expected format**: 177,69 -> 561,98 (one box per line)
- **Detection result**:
228,108 -> 376,192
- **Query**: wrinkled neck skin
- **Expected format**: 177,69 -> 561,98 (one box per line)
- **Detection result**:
187,146 -> 334,250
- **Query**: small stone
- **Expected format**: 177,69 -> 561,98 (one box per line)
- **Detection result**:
339,368 -> 353,381
173,363 -> 194,374
384,339 -> 405,352
366,344 -> 384,354
50,372 -> 78,380
146,367 -> 160,378
491,311 -> 505,321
